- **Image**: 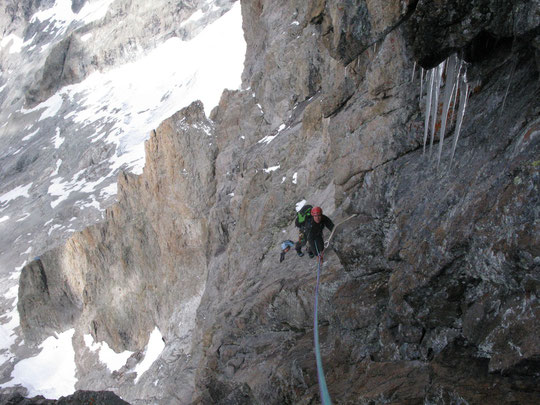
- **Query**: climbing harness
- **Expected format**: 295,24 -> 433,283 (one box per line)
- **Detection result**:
313,243 -> 332,405
324,214 -> 357,248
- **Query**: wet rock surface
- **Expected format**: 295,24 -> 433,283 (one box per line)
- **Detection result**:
11,0 -> 540,404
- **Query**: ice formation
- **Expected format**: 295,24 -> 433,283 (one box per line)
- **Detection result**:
420,53 -> 470,169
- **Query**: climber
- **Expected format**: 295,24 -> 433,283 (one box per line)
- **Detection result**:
304,206 -> 334,260
294,204 -> 313,257
279,240 -> 295,263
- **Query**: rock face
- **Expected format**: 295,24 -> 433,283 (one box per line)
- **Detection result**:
14,0 -> 539,404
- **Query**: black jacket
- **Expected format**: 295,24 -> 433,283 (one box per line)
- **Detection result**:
304,215 -> 334,241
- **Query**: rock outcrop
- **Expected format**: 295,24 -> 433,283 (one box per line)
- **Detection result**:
15,0 -> 539,404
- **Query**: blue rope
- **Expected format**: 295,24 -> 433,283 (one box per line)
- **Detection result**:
314,243 -> 332,405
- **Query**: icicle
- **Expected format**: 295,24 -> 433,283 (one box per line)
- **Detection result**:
501,38 -> 517,115
429,61 -> 445,158
450,77 -> 470,166
449,60 -> 462,127
500,59 -> 516,114
436,54 -> 459,169
420,68 -> 425,106
423,69 -> 435,154
417,55 -> 469,168
411,62 -> 417,82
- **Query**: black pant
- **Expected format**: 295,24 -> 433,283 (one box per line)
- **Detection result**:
296,230 -> 306,253
307,235 -> 324,256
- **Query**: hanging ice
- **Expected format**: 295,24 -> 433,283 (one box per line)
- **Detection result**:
419,54 -> 469,168
501,59 -> 516,114
450,67 -> 461,127
429,61 -> 444,157
420,68 -> 425,107
450,76 -> 470,166
437,54 -> 460,169
423,69 -> 434,154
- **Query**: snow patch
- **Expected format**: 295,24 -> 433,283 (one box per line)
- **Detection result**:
181,9 -> 205,26
258,124 -> 287,145
264,165 -> 280,173
53,128 -> 65,148
52,159 -> 62,176
48,168 -> 112,209
100,182 -> 118,199
134,327 -> 165,384
258,134 -> 277,145
0,34 -> 24,54
16,213 -> 31,222
1,329 -> 77,399
4,285 -> 18,300
47,224 -> 63,236
0,184 -> 32,203
0,303 -> 19,364
81,33 -> 93,42
84,334 -> 134,372
31,0 -> 115,37
22,128 -> 40,142
23,93 -> 64,121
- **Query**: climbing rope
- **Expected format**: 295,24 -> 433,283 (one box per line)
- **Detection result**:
324,214 -> 357,248
313,213 -> 357,404
313,243 -> 332,405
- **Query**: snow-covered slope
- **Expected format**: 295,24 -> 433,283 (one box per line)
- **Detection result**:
0,0 -> 244,398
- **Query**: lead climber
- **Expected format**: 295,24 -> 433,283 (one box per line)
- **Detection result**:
304,206 -> 334,260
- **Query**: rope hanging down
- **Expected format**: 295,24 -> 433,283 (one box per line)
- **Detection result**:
313,213 -> 356,404
314,243 -> 332,405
